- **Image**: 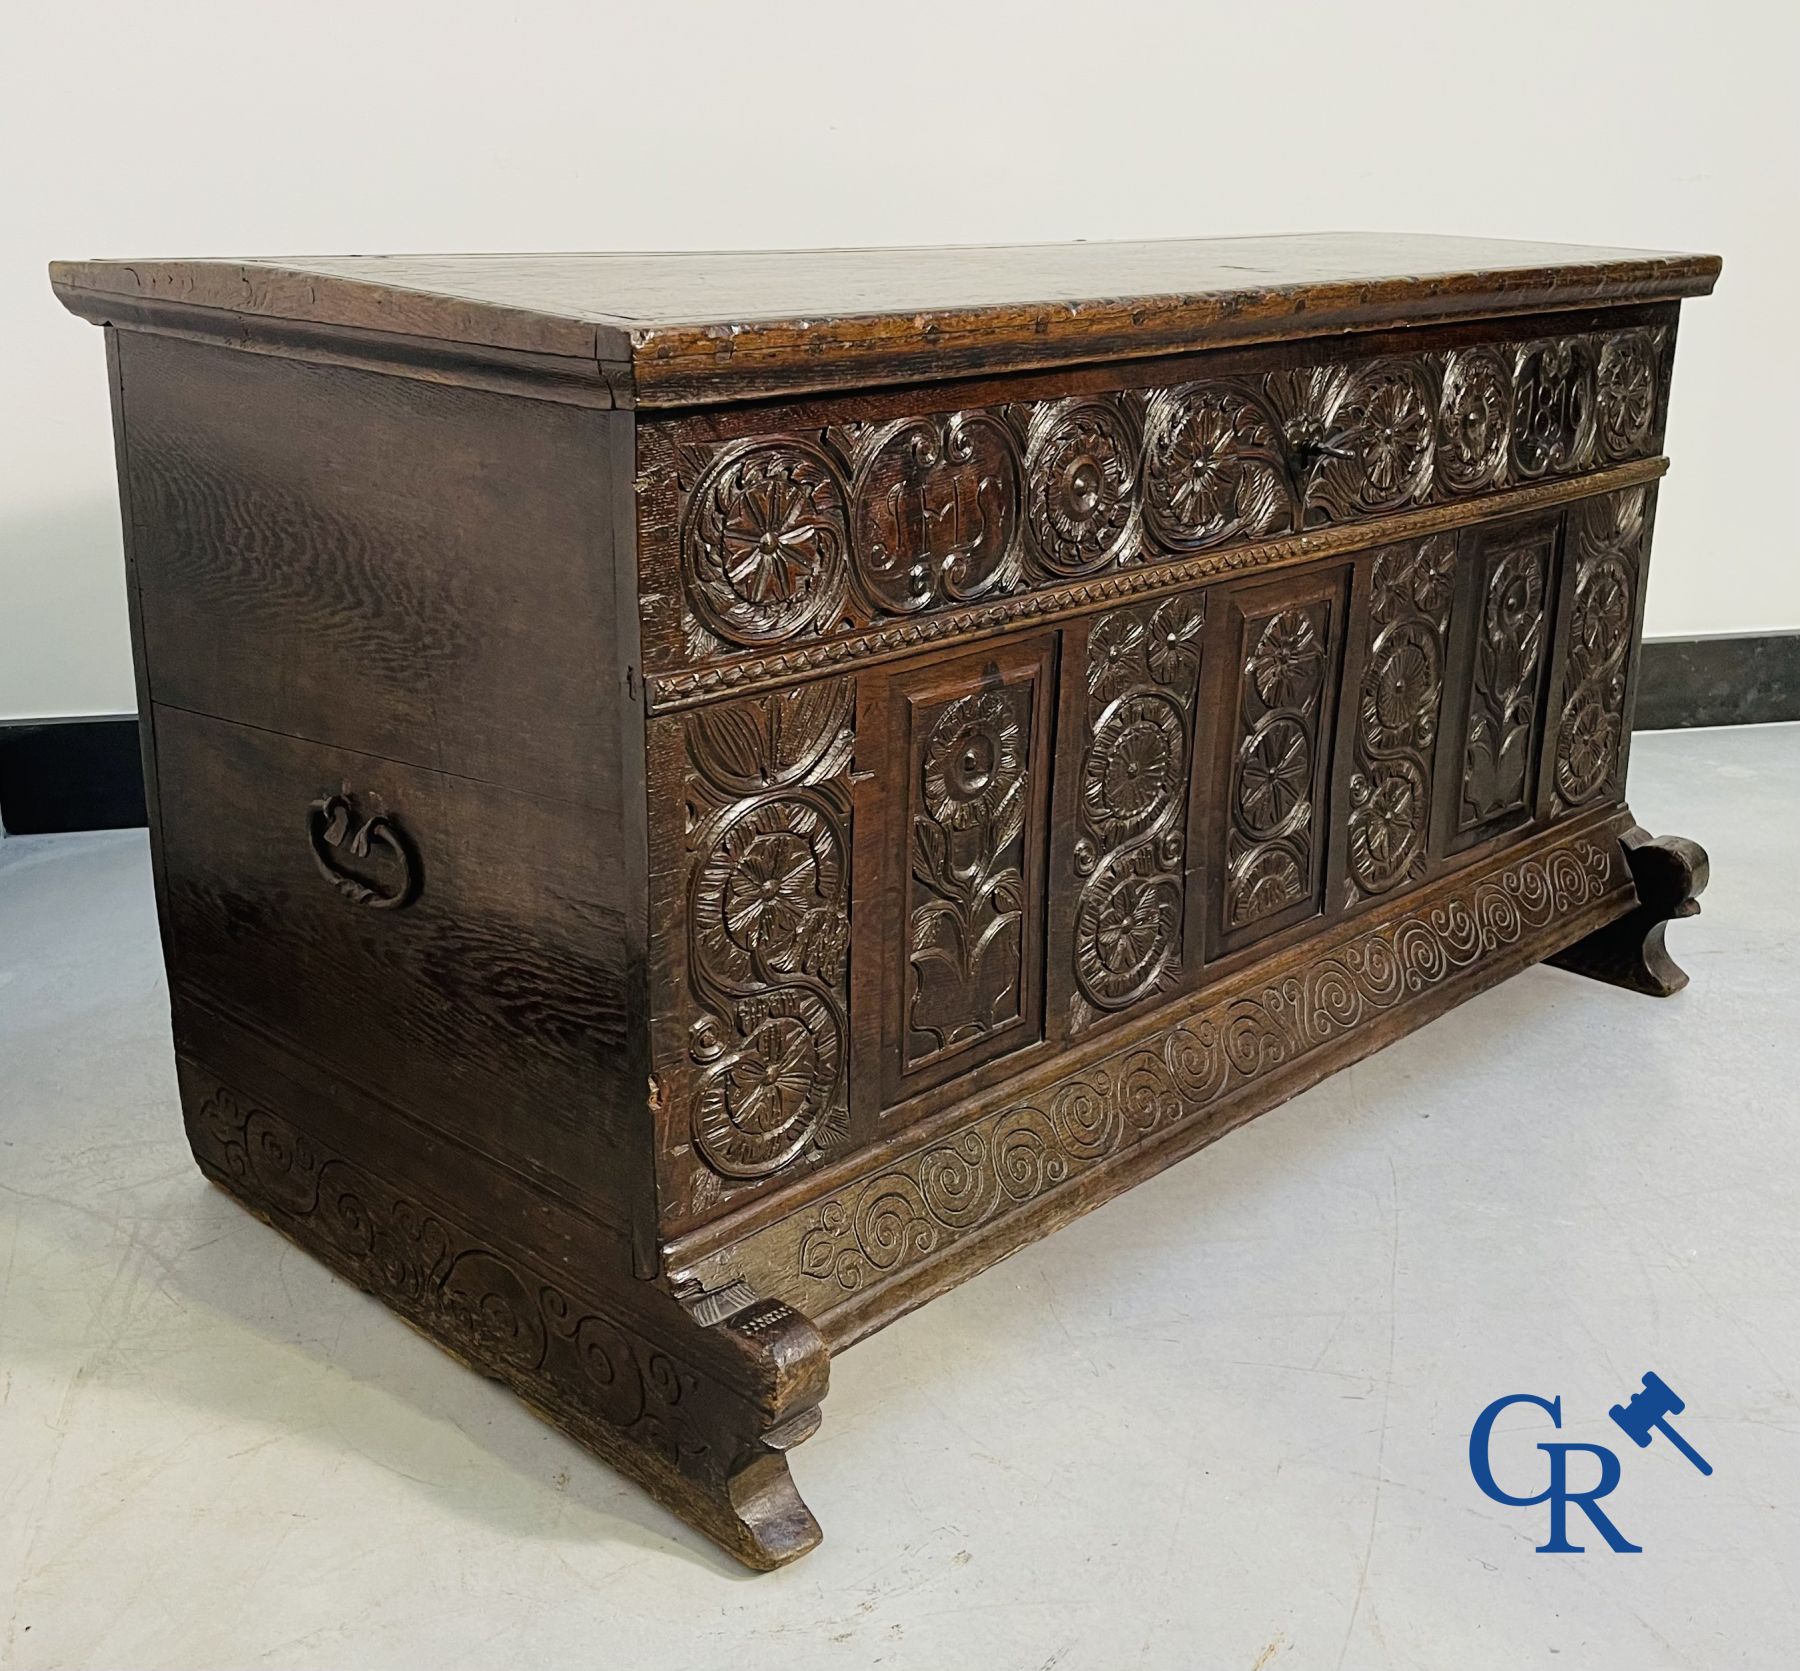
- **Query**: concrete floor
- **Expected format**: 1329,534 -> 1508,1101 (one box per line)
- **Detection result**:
1,725 -> 1796,1670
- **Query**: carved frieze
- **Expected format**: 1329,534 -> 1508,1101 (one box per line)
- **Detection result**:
1346,536 -> 1456,900
1070,594 -> 1206,1032
684,680 -> 855,1181
1555,489 -> 1647,808
669,328 -> 1665,668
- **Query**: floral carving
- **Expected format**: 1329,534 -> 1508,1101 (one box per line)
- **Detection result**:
851,413 -> 1022,613
685,682 -> 854,1182
1228,602 -> 1334,932
1142,383 -> 1294,551
1025,397 -> 1141,576
772,833 -> 1627,1303
1348,536 -> 1456,899
683,440 -> 849,648
908,685 -> 1034,1065
1070,595 -> 1204,1029
1462,537 -> 1551,827
668,329 -> 1664,684
1595,332 -> 1659,461
1555,489 -> 1646,806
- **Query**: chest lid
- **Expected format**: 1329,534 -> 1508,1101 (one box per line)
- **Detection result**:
51,232 -> 1718,408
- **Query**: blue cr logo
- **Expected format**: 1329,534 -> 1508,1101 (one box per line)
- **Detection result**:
1468,1393 -> 1641,1553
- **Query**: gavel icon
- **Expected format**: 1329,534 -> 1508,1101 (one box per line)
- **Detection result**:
1609,1372 -> 1712,1475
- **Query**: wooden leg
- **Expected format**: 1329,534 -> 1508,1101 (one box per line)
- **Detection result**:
1548,825 -> 1709,997
180,1069 -> 830,1571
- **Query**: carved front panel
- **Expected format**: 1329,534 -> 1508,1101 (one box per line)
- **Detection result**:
682,681 -> 855,1201
1445,514 -> 1560,851
1063,593 -> 1206,1036
876,637 -> 1056,1108
1554,488 -> 1650,811
652,321 -> 1668,692
1216,572 -> 1346,953
1344,535 -> 1458,903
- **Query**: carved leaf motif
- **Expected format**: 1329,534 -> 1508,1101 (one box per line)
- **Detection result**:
1554,490 -> 1644,807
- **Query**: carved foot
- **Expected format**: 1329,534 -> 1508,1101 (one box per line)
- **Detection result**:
1548,826 -> 1709,996
181,1070 -> 830,1571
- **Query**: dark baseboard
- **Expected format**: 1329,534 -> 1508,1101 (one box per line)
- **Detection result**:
0,716 -> 148,836
2,636 -> 1794,836
1635,631 -> 1800,731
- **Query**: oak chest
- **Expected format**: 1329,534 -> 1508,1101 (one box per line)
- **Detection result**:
52,233 -> 1719,1567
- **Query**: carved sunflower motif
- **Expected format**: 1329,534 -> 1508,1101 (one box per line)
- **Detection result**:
1084,694 -> 1184,833
1364,621 -> 1441,752
1075,862 -> 1181,1008
691,990 -> 842,1178
691,799 -> 844,983
1349,762 -> 1427,894
1145,594 -> 1206,690
1086,610 -> 1150,705
683,441 -> 848,646
1248,609 -> 1326,711
921,692 -> 1025,832
1352,368 -> 1435,500
1572,560 -> 1633,670
1556,696 -> 1620,805
1144,385 -> 1291,550
1595,333 -> 1657,458
1237,717 -> 1311,838
1026,400 -> 1139,576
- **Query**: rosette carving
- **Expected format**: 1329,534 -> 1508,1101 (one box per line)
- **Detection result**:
1069,593 -> 1205,1030
1437,347 -> 1512,493
1024,396 -> 1142,576
1595,331 -> 1660,462
1142,382 -> 1294,552
682,439 -> 850,648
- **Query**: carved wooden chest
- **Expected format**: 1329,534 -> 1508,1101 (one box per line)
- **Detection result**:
52,234 -> 1719,1567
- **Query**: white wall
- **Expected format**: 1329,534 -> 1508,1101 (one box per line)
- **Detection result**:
3,0 -> 1792,721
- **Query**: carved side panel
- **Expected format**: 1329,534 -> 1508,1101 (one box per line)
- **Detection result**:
1218,575 -> 1345,951
1554,489 -> 1649,810
1449,515 -> 1560,848
1344,536 -> 1457,902
879,636 -> 1056,1108
683,681 -> 855,1196
1066,593 -> 1206,1034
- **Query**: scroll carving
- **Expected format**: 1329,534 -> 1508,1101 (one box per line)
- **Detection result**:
1347,536 -> 1456,900
1461,534 -> 1553,828
1227,602 -> 1333,932
1070,594 -> 1205,1030
672,329 -> 1664,661
1555,489 -> 1646,808
906,684 -> 1034,1066
684,680 -> 854,1180
772,832 -> 1626,1302
188,1085 -> 705,1466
